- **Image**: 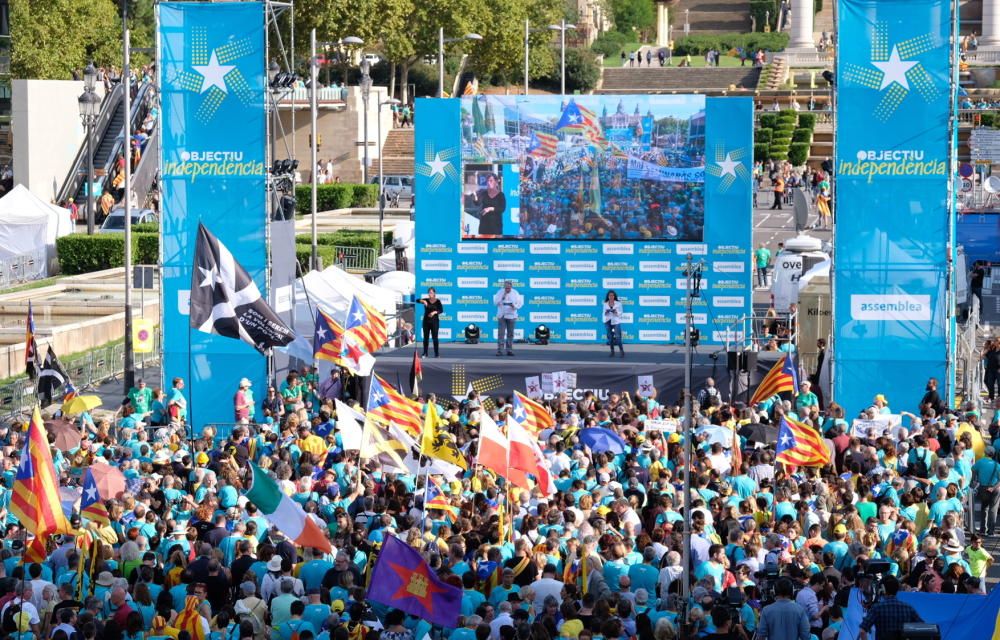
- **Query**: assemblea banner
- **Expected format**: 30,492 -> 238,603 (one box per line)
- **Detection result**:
834,0 -> 955,413
158,2 -> 268,427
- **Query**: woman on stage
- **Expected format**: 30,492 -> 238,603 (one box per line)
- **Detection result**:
603,290 -> 624,358
417,287 -> 444,358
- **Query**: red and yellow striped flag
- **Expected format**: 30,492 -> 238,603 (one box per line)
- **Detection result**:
12,407 -> 74,537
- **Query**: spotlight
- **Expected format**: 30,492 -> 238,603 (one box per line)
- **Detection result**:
464,324 -> 480,344
688,327 -> 700,347
534,325 -> 550,345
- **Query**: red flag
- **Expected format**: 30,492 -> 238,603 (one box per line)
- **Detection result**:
507,417 -> 556,495
409,351 -> 422,396
476,412 -> 509,477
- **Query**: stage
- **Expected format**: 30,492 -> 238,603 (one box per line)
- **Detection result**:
372,342 -> 762,404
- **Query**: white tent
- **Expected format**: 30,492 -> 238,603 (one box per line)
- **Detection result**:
0,184 -> 75,275
285,265 -> 402,369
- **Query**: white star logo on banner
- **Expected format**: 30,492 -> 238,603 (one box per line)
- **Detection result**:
426,153 -> 449,178
873,46 -> 918,91
193,51 -> 236,94
716,153 -> 741,179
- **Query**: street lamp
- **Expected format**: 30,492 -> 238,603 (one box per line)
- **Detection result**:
309,33 -> 363,270
437,30 -> 483,97
549,21 -> 577,95
77,62 -> 100,235
377,97 -> 401,252
360,59 -> 372,184
523,20 -> 551,95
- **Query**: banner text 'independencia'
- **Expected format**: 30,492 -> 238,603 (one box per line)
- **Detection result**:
163,160 -> 266,182
837,159 -> 947,183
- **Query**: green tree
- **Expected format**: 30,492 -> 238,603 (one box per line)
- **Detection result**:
465,0 -> 561,91
12,0 -> 120,79
610,0 -> 654,39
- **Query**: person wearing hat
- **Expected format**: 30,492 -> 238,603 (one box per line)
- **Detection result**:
493,280 -> 522,357
235,378 -> 253,424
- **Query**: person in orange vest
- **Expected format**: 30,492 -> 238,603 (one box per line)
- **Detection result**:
770,173 -> 785,210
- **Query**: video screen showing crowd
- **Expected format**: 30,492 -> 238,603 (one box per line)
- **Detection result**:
461,95 -> 706,241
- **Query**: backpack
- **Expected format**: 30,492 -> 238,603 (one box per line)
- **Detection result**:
909,449 -> 931,479
287,620 -> 303,640
1,601 -> 22,634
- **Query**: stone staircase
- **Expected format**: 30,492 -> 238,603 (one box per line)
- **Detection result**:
674,0 -> 752,34
379,127 -> 414,176
599,67 -> 761,93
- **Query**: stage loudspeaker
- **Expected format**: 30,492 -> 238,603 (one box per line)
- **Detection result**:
901,624 -> 940,640
727,351 -> 758,372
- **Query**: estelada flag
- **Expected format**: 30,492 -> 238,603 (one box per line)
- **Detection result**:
367,535 -> 461,627
749,354 -> 799,406
512,391 -> 554,434
11,407 -> 74,537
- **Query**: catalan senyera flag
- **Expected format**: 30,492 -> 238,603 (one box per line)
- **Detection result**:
512,391 -> 554,434
345,295 -> 387,354
775,416 -> 830,468
80,467 -> 110,526
12,407 -> 74,537
749,354 -> 799,406
313,308 -> 345,364
367,374 -> 422,436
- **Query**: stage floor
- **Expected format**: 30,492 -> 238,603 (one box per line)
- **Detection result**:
373,342 -> 737,402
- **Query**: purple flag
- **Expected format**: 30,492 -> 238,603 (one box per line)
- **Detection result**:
366,535 -> 461,627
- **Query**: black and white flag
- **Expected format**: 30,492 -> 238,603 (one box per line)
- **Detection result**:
190,223 -> 295,354
37,346 -> 67,405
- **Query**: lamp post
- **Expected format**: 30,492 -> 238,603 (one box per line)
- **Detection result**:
360,58 -> 372,184
377,98 -> 401,252
549,20 -> 577,95
77,63 -> 100,235
437,29 -> 483,97
122,24 -> 135,392
310,32 -> 363,270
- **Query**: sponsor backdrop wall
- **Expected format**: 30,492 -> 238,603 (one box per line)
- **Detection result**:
415,96 -> 753,345
834,0 -> 955,413
158,2 -> 268,427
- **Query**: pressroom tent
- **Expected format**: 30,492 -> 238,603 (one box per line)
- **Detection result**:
0,184 -> 75,275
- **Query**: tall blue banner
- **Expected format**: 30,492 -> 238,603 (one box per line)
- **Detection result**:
158,2 -> 267,428
415,96 -> 753,346
835,0 -> 954,413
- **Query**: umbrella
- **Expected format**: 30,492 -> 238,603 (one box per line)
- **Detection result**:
89,462 -> 126,499
44,418 -> 81,452
578,428 -> 627,455
739,422 -> 778,444
63,395 -> 102,415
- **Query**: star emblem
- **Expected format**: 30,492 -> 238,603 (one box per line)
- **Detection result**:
316,327 -> 328,340
373,390 -> 385,404
569,114 -> 581,123
872,46 -> 918,91
514,406 -> 527,421
780,434 -> 792,447
345,342 -> 364,363
85,486 -> 98,501
193,51 -> 236,94
352,311 -> 365,324
426,153 -> 449,178
198,266 -> 223,288
716,153 -> 740,179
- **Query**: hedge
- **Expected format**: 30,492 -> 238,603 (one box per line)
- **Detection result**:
788,142 -> 810,166
132,222 -> 159,234
758,114 -> 778,129
754,143 -> 770,162
591,31 -> 630,59
295,230 -> 393,254
756,128 -> 773,144
791,128 -> 813,143
293,183 -> 379,216
56,233 -> 159,275
771,151 -> 788,162
295,245 -> 338,274
672,32 -> 789,56
797,113 -> 816,130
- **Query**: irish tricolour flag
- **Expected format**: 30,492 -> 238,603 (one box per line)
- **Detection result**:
245,463 -> 332,553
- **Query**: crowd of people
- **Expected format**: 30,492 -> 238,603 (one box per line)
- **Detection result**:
1,354 -> 995,640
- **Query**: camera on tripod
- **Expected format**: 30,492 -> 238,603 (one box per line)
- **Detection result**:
860,560 -> 891,607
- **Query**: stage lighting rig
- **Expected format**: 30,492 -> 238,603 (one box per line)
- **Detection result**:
534,325 -> 550,345
464,324 -> 481,344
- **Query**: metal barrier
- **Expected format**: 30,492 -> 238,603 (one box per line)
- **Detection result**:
956,296 -> 983,408
0,332 -> 161,422
0,250 -> 47,288
723,311 -> 799,353
332,245 -> 377,273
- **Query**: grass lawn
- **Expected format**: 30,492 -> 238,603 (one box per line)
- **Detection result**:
0,276 -> 61,295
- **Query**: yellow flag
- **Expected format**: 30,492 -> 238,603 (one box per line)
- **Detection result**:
421,402 -> 468,470
133,318 -> 155,353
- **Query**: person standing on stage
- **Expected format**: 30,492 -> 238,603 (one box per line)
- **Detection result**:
493,280 -> 523,357
417,287 -> 444,358
603,290 -> 624,358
